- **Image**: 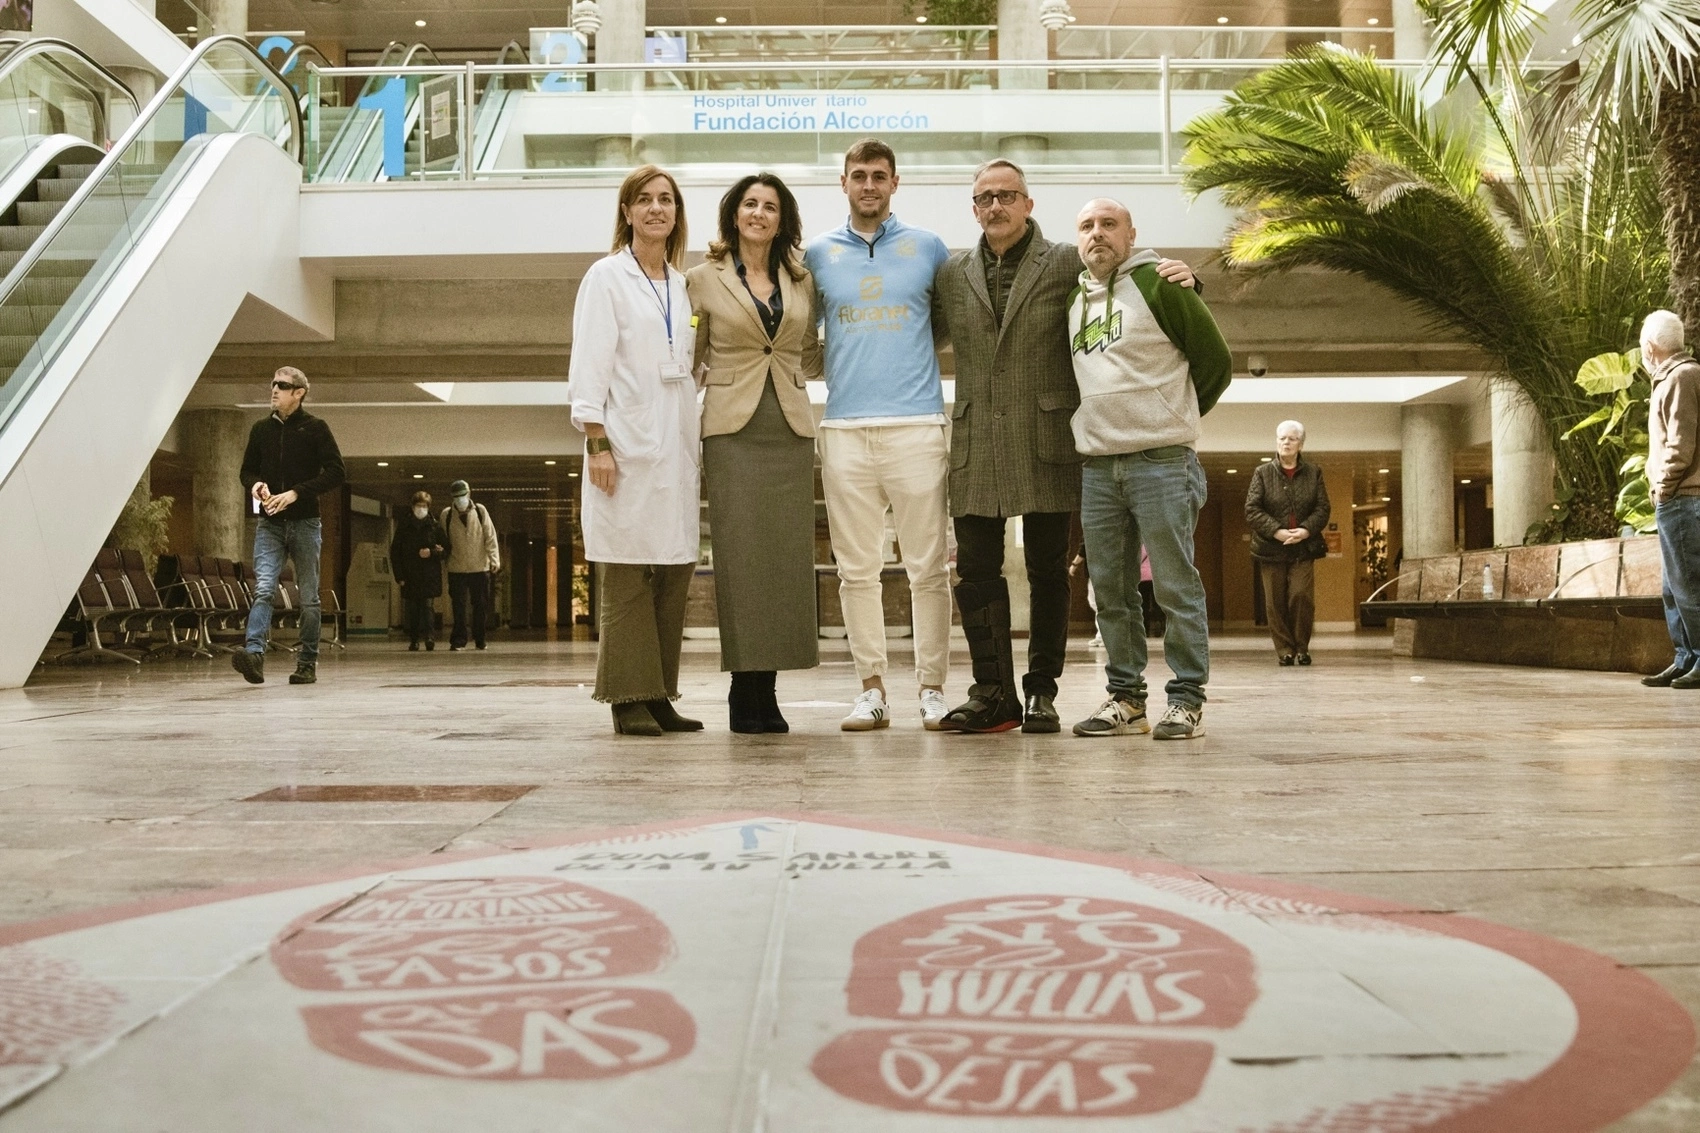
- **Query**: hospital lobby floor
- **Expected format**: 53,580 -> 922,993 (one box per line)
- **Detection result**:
0,632 -> 1696,1131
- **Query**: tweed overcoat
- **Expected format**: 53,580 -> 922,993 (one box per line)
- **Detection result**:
934,223 -> 1084,519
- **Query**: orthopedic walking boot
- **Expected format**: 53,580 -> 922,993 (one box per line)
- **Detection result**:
728,672 -> 765,735
612,701 -> 664,736
646,699 -> 703,732
943,579 -> 1023,733
754,670 -> 789,734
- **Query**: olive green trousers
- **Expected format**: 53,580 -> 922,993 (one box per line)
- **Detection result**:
594,562 -> 695,704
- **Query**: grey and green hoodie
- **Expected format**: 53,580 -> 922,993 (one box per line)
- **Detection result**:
1067,249 -> 1232,456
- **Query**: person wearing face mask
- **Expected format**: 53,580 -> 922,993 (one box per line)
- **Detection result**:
686,172 -> 823,734
440,479 -> 500,651
390,491 -> 448,651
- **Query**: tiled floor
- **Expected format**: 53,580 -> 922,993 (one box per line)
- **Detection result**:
1,632 -> 1696,1130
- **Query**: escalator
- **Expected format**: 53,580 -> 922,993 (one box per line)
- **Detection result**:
0,35 -> 319,687
310,41 -> 444,182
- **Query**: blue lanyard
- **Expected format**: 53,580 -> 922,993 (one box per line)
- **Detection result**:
631,247 -> 673,348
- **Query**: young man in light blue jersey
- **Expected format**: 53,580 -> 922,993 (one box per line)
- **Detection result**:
805,138 -> 953,732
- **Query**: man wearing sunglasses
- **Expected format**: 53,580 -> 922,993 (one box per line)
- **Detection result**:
233,366 -> 345,685
931,159 -> 1197,733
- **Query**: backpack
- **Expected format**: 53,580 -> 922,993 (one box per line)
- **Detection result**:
440,503 -> 491,552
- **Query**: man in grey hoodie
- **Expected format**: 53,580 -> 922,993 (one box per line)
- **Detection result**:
1068,198 -> 1232,740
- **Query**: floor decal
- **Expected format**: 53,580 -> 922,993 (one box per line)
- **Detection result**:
0,814 -> 1690,1130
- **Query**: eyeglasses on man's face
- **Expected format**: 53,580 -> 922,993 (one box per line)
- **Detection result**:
271,380 -> 300,391
972,189 -> 1026,209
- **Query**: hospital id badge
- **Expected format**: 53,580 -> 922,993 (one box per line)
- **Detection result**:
659,360 -> 689,382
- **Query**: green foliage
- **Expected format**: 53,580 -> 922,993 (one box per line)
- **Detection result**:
109,477 -> 174,574
1564,350 -> 1657,532
1181,44 -> 1672,541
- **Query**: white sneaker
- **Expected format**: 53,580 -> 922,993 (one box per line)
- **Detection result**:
841,688 -> 891,731
1071,696 -> 1150,737
1153,702 -> 1205,740
919,689 -> 949,731
1088,635 -> 1104,648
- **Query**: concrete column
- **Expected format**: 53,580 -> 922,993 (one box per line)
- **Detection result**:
996,0 -> 1048,92
108,67 -> 158,141
1392,0 -> 1430,60
1400,403 -> 1455,560
593,0 -> 644,160
179,409 -> 250,561
209,0 -> 247,37
1491,382 -> 1556,546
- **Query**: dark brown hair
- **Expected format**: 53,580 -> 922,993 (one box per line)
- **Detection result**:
611,164 -> 688,268
706,173 -> 805,282
843,138 -> 896,175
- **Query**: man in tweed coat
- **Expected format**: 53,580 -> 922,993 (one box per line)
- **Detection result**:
933,159 -> 1197,732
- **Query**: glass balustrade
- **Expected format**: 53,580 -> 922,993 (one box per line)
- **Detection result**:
0,36 -> 299,437
306,57 -> 1434,182
0,39 -> 140,190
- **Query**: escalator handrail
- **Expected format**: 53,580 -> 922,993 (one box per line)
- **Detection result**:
0,36 -> 142,122
317,41 -> 439,182
0,34 -> 301,314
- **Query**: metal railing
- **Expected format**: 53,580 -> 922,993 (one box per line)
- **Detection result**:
303,55 -> 1433,183
0,35 -> 300,439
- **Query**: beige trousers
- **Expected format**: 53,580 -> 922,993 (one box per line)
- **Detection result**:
819,423 -> 952,687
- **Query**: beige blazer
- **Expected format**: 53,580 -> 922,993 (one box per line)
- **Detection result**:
685,256 -> 822,439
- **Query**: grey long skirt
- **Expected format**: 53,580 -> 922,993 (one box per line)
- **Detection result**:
702,376 -> 820,673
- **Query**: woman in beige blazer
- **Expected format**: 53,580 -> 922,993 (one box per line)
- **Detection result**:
685,173 -> 823,734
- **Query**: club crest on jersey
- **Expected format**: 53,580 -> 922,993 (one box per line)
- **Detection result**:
1072,308 -> 1123,354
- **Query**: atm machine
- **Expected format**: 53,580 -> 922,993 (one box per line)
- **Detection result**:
345,542 -> 396,637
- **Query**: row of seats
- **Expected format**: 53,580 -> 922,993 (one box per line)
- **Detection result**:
51,549 -> 345,665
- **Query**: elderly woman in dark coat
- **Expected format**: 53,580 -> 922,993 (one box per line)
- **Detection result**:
1245,420 -> 1331,666
389,489 -> 447,650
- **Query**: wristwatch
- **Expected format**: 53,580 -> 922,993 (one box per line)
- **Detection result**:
585,436 -> 612,455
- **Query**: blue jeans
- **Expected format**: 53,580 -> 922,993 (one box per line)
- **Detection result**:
245,517 -> 322,662
1080,448 -> 1210,707
1656,496 -> 1700,670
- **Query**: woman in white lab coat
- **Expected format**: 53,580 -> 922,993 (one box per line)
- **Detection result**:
569,164 -> 703,736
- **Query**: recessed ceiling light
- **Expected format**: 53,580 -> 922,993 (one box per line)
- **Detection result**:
568,472 -> 580,478
376,461 -> 389,467
715,14 -> 727,22
186,24 -> 197,31
1381,496 -> 1392,502
916,14 -> 928,21
544,460 -> 557,466
1377,467 -> 1389,474
1260,457 -> 1272,462
415,19 -> 427,28
1461,478 -> 1473,484
1367,17 -> 1379,24
413,473 -> 424,479
1216,16 -> 1229,24
1226,469 -> 1238,474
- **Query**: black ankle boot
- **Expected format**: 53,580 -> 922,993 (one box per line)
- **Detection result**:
728,672 -> 765,734
646,699 -> 703,732
755,671 -> 788,733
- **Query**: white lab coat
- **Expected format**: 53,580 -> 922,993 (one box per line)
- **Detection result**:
569,251 -> 701,566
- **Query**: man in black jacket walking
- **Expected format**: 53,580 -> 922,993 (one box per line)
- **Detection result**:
233,367 -> 345,685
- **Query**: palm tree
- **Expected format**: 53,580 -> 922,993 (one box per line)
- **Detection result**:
1181,47 -> 1670,538
1424,0 -> 1700,338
